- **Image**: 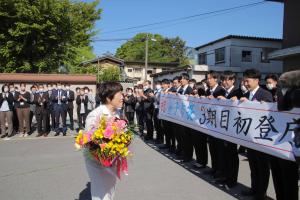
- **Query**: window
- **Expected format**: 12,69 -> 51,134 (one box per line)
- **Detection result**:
127,68 -> 133,73
215,47 -> 225,63
242,51 -> 252,62
134,68 -> 142,73
198,53 -> 207,64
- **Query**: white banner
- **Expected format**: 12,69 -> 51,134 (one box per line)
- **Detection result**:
158,93 -> 300,161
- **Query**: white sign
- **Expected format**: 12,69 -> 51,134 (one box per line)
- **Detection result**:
158,94 -> 300,161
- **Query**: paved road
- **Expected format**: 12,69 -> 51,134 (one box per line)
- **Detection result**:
0,134 -> 281,200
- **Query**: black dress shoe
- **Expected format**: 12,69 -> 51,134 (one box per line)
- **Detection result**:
159,144 -> 169,149
204,169 -> 216,175
225,182 -> 237,189
241,189 -> 255,196
54,132 -> 60,136
193,163 -> 206,169
63,132 -> 67,136
36,134 -> 43,137
214,177 -> 227,185
180,159 -> 193,163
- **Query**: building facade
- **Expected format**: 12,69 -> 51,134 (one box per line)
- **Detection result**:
194,35 -> 283,81
80,55 -> 180,84
268,0 -> 300,72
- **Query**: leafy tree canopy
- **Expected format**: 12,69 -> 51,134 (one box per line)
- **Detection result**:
0,0 -> 101,73
115,33 -> 189,65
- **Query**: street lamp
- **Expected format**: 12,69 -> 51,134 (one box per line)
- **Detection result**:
144,33 -> 157,81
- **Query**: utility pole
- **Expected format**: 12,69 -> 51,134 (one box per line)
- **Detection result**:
144,33 -> 149,81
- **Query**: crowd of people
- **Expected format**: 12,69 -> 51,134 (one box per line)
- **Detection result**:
0,69 -> 298,200
0,83 -> 99,138
122,69 -> 298,200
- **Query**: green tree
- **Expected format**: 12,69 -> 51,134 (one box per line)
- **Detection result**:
98,66 -> 121,82
67,46 -> 97,74
115,33 -> 189,65
0,0 -> 101,73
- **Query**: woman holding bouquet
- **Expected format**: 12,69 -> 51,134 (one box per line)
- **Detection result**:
83,82 -> 126,200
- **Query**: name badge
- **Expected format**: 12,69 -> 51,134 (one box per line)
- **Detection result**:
20,102 -> 24,106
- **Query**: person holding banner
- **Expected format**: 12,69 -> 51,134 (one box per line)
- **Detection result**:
216,71 -> 243,188
160,79 -> 176,152
205,70 -> 226,178
179,73 -> 194,163
171,76 -> 184,158
192,82 -> 208,169
240,69 -> 273,200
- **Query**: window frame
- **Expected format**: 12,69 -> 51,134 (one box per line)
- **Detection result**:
215,47 -> 225,64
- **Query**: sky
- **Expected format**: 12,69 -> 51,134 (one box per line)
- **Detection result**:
84,0 -> 284,56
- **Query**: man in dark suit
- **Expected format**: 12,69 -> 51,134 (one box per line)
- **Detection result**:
205,70 -> 226,177
216,71 -> 243,188
141,80 -> 155,140
240,69 -> 273,200
51,82 -> 67,136
159,79 -> 175,151
34,84 -> 49,137
170,76 -> 184,157
46,83 -> 56,132
65,83 -> 75,130
179,73 -> 194,163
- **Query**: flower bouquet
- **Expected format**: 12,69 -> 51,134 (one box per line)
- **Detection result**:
75,116 -> 134,179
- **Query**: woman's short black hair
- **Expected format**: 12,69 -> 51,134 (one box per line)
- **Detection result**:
98,82 -> 123,104
2,83 -> 9,92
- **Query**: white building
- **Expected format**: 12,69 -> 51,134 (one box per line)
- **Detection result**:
194,35 -> 283,82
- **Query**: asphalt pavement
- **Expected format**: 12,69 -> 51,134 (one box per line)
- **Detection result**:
0,133 -> 282,200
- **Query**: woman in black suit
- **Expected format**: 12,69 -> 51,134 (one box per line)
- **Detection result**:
76,88 -> 88,130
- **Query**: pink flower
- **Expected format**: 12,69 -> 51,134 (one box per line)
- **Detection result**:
104,126 -> 114,139
116,120 -> 127,130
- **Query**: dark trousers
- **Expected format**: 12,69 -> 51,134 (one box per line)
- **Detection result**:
77,112 -> 87,130
36,111 -> 48,134
136,109 -> 144,134
125,112 -> 134,125
208,136 -> 221,172
183,127 -> 194,161
29,110 -> 35,132
224,142 -> 239,185
162,120 -> 175,149
66,106 -> 74,129
144,110 -> 153,139
192,130 -> 208,166
12,108 -> 19,132
54,105 -> 67,133
153,109 -> 163,143
175,125 -> 184,155
269,156 -> 299,200
50,107 -> 56,130
247,149 -> 270,199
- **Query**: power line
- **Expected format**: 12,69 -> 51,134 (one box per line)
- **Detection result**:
91,38 -> 131,42
99,1 -> 267,35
